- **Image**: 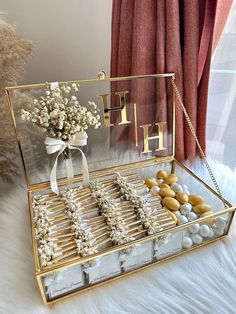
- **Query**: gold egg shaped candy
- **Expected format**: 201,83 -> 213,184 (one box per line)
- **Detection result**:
176,192 -> 189,204
162,197 -> 180,211
159,183 -> 170,189
188,194 -> 204,206
156,170 -> 167,180
193,203 -> 212,214
159,188 -> 175,198
164,174 -> 178,185
145,178 -> 158,188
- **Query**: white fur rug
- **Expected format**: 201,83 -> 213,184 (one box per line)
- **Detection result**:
1,158 -> 236,314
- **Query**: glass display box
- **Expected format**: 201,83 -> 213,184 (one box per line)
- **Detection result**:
5,73 -> 235,304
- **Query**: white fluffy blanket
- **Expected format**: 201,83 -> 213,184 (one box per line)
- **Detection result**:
1,158 -> 236,314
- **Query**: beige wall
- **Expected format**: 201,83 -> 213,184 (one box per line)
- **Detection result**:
0,0 -> 112,84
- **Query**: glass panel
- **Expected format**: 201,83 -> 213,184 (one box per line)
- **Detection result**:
7,75 -> 174,186
120,241 -> 154,271
43,263 -> 85,301
42,210 -> 231,302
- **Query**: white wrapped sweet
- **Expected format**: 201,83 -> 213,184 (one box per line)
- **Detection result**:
199,225 -> 211,238
213,227 -> 224,236
177,215 -> 188,225
191,233 -> 203,244
182,184 -> 190,195
180,203 -> 192,216
187,212 -> 198,222
156,179 -> 164,185
150,185 -> 160,195
170,183 -> 183,193
174,210 -> 182,218
208,228 -> 214,238
182,236 -> 193,249
188,224 -> 200,234
215,216 -> 227,229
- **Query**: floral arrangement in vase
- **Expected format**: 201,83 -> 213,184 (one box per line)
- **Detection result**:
21,82 -> 101,193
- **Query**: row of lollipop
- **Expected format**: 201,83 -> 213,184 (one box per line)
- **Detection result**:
33,173 -> 176,268
34,174 -> 138,267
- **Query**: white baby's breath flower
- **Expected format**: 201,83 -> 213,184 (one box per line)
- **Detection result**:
21,83 -> 101,141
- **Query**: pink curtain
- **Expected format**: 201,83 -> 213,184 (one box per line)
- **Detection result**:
111,0 -> 232,161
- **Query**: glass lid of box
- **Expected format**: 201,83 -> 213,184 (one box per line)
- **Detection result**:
6,73 -> 175,187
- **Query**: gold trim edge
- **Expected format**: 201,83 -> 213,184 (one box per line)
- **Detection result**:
5,73 -> 175,91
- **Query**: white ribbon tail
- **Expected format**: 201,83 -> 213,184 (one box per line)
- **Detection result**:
78,147 -> 89,186
50,147 -> 65,194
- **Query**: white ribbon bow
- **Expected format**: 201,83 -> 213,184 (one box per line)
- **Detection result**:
44,131 -> 89,194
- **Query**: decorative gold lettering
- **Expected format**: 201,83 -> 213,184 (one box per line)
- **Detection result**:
140,122 -> 166,154
99,91 -> 131,127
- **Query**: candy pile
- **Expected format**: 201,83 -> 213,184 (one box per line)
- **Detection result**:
183,216 -> 227,248
145,170 -> 228,248
145,170 -> 214,225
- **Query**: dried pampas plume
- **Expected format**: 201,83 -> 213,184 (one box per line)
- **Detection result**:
0,20 -> 33,93
0,17 -> 33,182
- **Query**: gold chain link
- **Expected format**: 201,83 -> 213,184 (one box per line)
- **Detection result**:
171,77 -> 227,208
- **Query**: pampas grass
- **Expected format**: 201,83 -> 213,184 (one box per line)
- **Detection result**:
0,18 -> 33,183
0,19 -> 32,94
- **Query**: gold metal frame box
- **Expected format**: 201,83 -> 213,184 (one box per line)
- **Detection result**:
5,73 -> 235,304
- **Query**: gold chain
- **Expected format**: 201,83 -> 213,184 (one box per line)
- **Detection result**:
171,77 -> 227,208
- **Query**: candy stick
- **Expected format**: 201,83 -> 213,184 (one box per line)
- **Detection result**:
49,199 -> 98,212
61,244 -> 77,254
50,232 -> 75,239
96,231 -> 108,240
93,224 -> 108,233
127,219 -> 142,227
53,237 -> 74,244
128,225 -> 143,233
60,241 -> 77,249
54,236 -> 112,263
52,225 -> 72,233
53,249 -> 77,262
121,212 -> 136,219
129,229 -> 146,237
119,208 -> 135,214
49,215 -> 70,225
96,237 -> 111,246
